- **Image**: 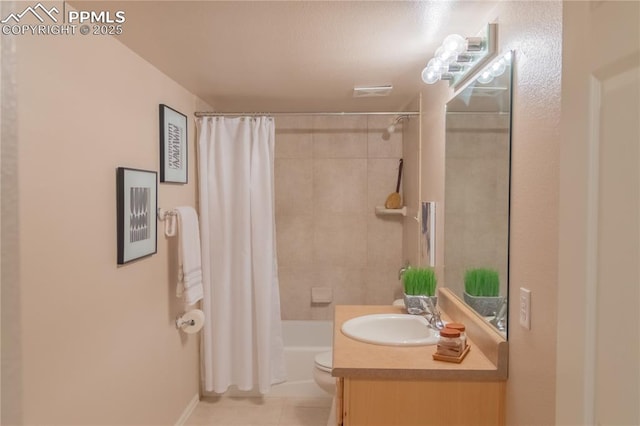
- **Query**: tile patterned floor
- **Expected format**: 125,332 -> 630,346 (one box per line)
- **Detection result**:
185,396 -> 332,426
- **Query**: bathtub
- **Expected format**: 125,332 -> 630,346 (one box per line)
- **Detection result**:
270,320 -> 333,397
211,320 -> 333,398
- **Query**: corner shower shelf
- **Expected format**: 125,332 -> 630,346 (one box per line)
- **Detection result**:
375,206 -> 407,216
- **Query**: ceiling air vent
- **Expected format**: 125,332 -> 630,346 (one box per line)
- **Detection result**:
353,85 -> 393,97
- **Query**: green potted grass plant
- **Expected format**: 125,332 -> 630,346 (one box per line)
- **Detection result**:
463,268 -> 503,316
402,267 -> 437,315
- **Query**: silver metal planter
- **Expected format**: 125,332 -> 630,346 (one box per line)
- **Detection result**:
403,294 -> 438,315
463,292 -> 504,317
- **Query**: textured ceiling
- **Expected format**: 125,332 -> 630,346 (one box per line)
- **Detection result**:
73,1 -> 499,112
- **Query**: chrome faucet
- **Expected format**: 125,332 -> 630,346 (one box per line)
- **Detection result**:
490,297 -> 508,332
420,296 -> 445,331
398,262 -> 411,280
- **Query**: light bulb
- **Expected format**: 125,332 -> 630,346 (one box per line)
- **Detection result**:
427,57 -> 448,73
489,59 -> 507,77
421,67 -> 440,84
477,70 -> 493,84
435,46 -> 458,64
386,123 -> 396,134
442,34 -> 467,54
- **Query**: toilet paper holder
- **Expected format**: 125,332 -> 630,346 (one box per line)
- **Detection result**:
176,314 -> 195,329
175,309 -> 205,334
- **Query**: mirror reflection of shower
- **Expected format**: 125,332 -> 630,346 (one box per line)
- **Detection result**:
382,115 -> 410,140
443,51 -> 513,337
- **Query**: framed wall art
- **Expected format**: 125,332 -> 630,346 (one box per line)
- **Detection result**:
159,104 -> 188,184
116,167 -> 158,264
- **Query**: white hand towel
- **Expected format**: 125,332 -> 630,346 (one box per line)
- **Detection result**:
175,206 -> 204,306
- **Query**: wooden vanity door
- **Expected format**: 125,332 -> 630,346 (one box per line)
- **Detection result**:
335,378 -> 344,426
342,378 -> 505,426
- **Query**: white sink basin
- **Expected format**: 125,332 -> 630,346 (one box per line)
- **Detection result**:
341,313 -> 439,346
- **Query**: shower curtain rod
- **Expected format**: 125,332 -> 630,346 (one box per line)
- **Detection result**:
446,111 -> 511,115
194,111 -> 420,117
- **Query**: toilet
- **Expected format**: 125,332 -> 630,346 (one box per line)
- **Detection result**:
312,350 -> 335,395
314,301 -> 403,396
314,301 -> 402,425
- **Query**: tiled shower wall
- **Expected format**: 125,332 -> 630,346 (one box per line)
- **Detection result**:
274,116 -> 404,320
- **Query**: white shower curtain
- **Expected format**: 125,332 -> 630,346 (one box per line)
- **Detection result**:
197,116 -> 285,394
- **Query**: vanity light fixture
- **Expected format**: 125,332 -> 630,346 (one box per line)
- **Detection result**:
476,51 -> 512,84
422,23 -> 497,88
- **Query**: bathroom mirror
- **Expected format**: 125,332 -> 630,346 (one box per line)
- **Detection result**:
444,51 -> 512,336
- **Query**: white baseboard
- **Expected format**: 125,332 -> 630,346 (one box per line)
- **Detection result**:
175,393 -> 200,426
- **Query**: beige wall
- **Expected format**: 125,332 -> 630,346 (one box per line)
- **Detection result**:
1,10 -> 23,423
419,1 -> 562,424
275,116 -> 404,319
497,3 -> 561,424
15,27 -> 207,424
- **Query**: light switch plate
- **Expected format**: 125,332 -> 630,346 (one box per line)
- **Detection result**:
520,287 -> 531,330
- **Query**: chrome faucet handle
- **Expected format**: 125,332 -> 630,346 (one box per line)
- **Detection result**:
398,262 -> 412,280
425,313 -> 445,331
420,296 -> 445,330
490,296 -> 508,331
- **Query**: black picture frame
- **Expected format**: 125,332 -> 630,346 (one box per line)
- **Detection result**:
159,104 -> 188,184
117,167 -> 158,264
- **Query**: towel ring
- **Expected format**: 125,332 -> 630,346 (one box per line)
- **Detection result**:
158,208 -> 178,237
157,208 -> 177,221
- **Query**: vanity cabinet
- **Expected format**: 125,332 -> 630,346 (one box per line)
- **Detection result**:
333,300 -> 508,426
337,378 -> 505,426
